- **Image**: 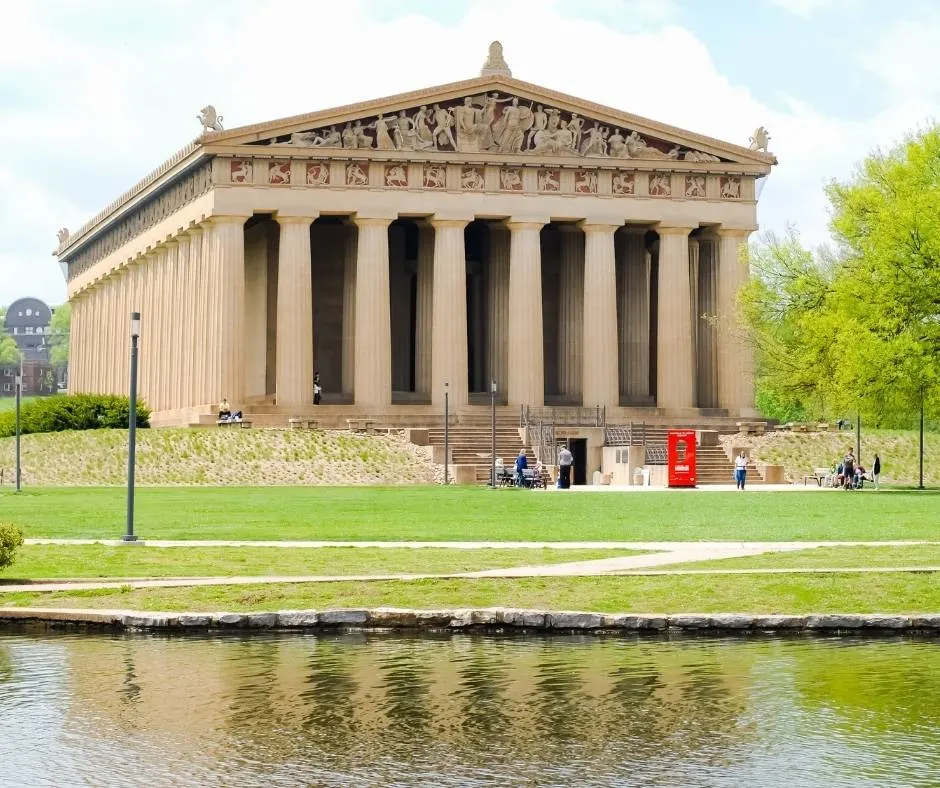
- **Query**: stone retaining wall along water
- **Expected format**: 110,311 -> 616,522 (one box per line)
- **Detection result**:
1,607 -> 939,634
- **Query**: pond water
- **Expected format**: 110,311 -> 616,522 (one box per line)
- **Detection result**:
0,631 -> 937,787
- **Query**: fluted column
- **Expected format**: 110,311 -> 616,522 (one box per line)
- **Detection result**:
141,251 -> 158,409
341,223 -> 357,396
507,219 -> 545,407
275,215 -> 315,408
620,228 -> 651,402
431,217 -> 470,408
415,224 -> 434,398
582,222 -> 619,408
208,216 -> 247,405
69,293 -> 83,393
183,227 -> 202,408
486,224 -> 509,398
170,234 -> 188,411
353,216 -> 393,409
656,226 -> 695,411
717,228 -> 755,415
557,226 -> 583,403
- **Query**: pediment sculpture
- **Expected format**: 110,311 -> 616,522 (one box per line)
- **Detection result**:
255,92 -> 724,162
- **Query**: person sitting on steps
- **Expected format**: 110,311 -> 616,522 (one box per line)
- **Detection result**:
218,398 -> 231,421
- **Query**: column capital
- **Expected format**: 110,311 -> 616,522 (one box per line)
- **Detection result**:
580,221 -> 620,235
207,213 -> 251,226
430,216 -> 471,230
354,215 -> 394,229
656,225 -> 694,237
717,226 -> 755,239
276,213 -> 318,225
506,217 -> 548,231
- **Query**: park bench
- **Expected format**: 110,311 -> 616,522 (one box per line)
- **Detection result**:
802,467 -> 831,487
346,418 -> 375,433
737,421 -> 766,436
217,419 -> 252,428
288,418 -> 319,430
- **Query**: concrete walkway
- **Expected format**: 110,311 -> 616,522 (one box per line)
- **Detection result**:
2,540 -> 934,595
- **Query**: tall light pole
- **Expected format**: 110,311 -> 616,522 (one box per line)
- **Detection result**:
490,379 -> 497,488
443,382 -> 450,485
124,312 -> 141,542
14,358 -> 22,493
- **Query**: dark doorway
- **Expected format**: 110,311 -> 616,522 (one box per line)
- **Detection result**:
568,438 -> 588,486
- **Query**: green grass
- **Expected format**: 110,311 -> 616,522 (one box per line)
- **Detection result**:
660,544 -> 940,571
1,486 -> 938,542
0,545 -> 640,581
2,572 -> 936,614
0,396 -> 38,413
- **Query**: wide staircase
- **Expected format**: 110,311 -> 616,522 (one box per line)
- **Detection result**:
427,414 -> 534,483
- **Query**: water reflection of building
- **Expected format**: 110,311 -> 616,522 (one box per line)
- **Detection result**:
62,633 -> 754,770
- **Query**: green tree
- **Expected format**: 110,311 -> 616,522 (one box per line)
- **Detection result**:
48,303 -> 70,368
0,334 -> 20,365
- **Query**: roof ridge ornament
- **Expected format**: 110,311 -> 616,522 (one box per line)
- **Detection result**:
480,40 -> 512,78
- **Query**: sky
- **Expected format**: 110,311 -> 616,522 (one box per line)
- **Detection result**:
2,0 -> 938,308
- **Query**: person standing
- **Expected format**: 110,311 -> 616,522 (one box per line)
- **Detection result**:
558,445 -> 573,489
313,372 -> 322,405
734,451 -> 748,490
514,450 -> 528,488
873,452 -> 881,490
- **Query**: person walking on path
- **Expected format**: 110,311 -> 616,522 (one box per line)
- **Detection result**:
873,452 -> 881,490
734,451 -> 748,490
558,445 -> 573,489
514,450 -> 528,488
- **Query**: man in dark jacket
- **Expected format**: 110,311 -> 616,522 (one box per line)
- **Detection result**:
514,450 -> 528,487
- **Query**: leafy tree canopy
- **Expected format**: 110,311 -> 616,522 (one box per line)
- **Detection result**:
48,303 -> 70,368
0,334 -> 20,365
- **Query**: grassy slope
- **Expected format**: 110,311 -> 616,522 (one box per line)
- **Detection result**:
0,428 -> 437,486
0,396 -> 39,413
660,544 -> 940,570
1,486 -> 938,542
3,572 -> 936,614
0,545 -> 641,581
728,428 -> 940,486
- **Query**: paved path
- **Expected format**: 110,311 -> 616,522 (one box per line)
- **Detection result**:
2,540 -> 934,595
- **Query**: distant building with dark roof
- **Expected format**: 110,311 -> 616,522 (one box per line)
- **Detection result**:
4,297 -> 53,362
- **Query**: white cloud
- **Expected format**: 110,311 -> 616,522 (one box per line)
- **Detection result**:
766,0 -> 859,17
1,0 -> 939,308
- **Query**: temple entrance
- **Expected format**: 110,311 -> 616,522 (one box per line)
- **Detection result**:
568,438 -> 588,485
389,219 -> 425,403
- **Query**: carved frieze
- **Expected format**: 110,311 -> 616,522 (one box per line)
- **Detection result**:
538,168 -> 560,192
423,164 -> 446,189
499,167 -> 523,191
346,162 -> 369,187
685,175 -> 706,198
612,171 -> 635,195
649,172 -> 671,197
306,162 -> 329,186
254,90 -> 725,163
460,166 -> 484,191
230,160 -> 252,183
720,176 -> 741,199
268,161 -> 291,185
66,161 -> 212,282
384,163 -> 408,188
574,170 -> 597,194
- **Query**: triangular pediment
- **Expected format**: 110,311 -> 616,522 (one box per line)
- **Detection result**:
204,76 -> 774,167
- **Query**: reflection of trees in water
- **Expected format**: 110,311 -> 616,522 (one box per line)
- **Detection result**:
532,639 -> 590,743
0,645 -> 13,684
453,637 -> 512,742
375,637 -> 433,735
300,636 -> 361,744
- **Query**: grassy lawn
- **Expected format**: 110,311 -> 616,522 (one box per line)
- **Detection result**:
0,396 -> 39,413
1,572 -> 936,614
0,545 -> 641,581
1,486 -> 938,542
659,544 -> 940,571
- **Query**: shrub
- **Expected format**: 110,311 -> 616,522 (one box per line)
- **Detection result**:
0,523 -> 24,570
0,394 -> 150,438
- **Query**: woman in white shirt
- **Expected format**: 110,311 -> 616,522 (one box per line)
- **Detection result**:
734,451 -> 748,490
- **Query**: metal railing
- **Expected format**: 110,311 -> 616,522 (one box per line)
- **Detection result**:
520,405 -> 606,428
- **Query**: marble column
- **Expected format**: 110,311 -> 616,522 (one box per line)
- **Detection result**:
341,223 -> 357,396
275,215 -> 315,408
557,226 -> 583,403
182,228 -> 201,409
169,234 -> 188,411
717,228 -> 755,414
353,216 -> 392,409
431,217 -> 470,408
415,224 -> 434,398
486,224 -> 509,399
582,222 -> 619,408
507,219 -> 545,407
656,226 -> 695,411
209,216 -> 247,405
243,226 -> 269,401
619,228 -> 651,403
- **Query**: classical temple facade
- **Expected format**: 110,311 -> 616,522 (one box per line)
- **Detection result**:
56,43 -> 775,427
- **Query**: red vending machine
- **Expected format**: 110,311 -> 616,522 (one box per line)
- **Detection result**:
667,430 -> 697,488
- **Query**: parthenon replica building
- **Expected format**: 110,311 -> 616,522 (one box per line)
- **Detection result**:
57,42 -> 775,428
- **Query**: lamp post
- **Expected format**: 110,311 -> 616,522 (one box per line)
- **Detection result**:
124,312 -> 141,542
14,359 -> 22,493
490,379 -> 497,488
443,382 -> 449,486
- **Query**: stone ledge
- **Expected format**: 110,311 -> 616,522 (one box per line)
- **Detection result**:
1,607 -> 938,634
